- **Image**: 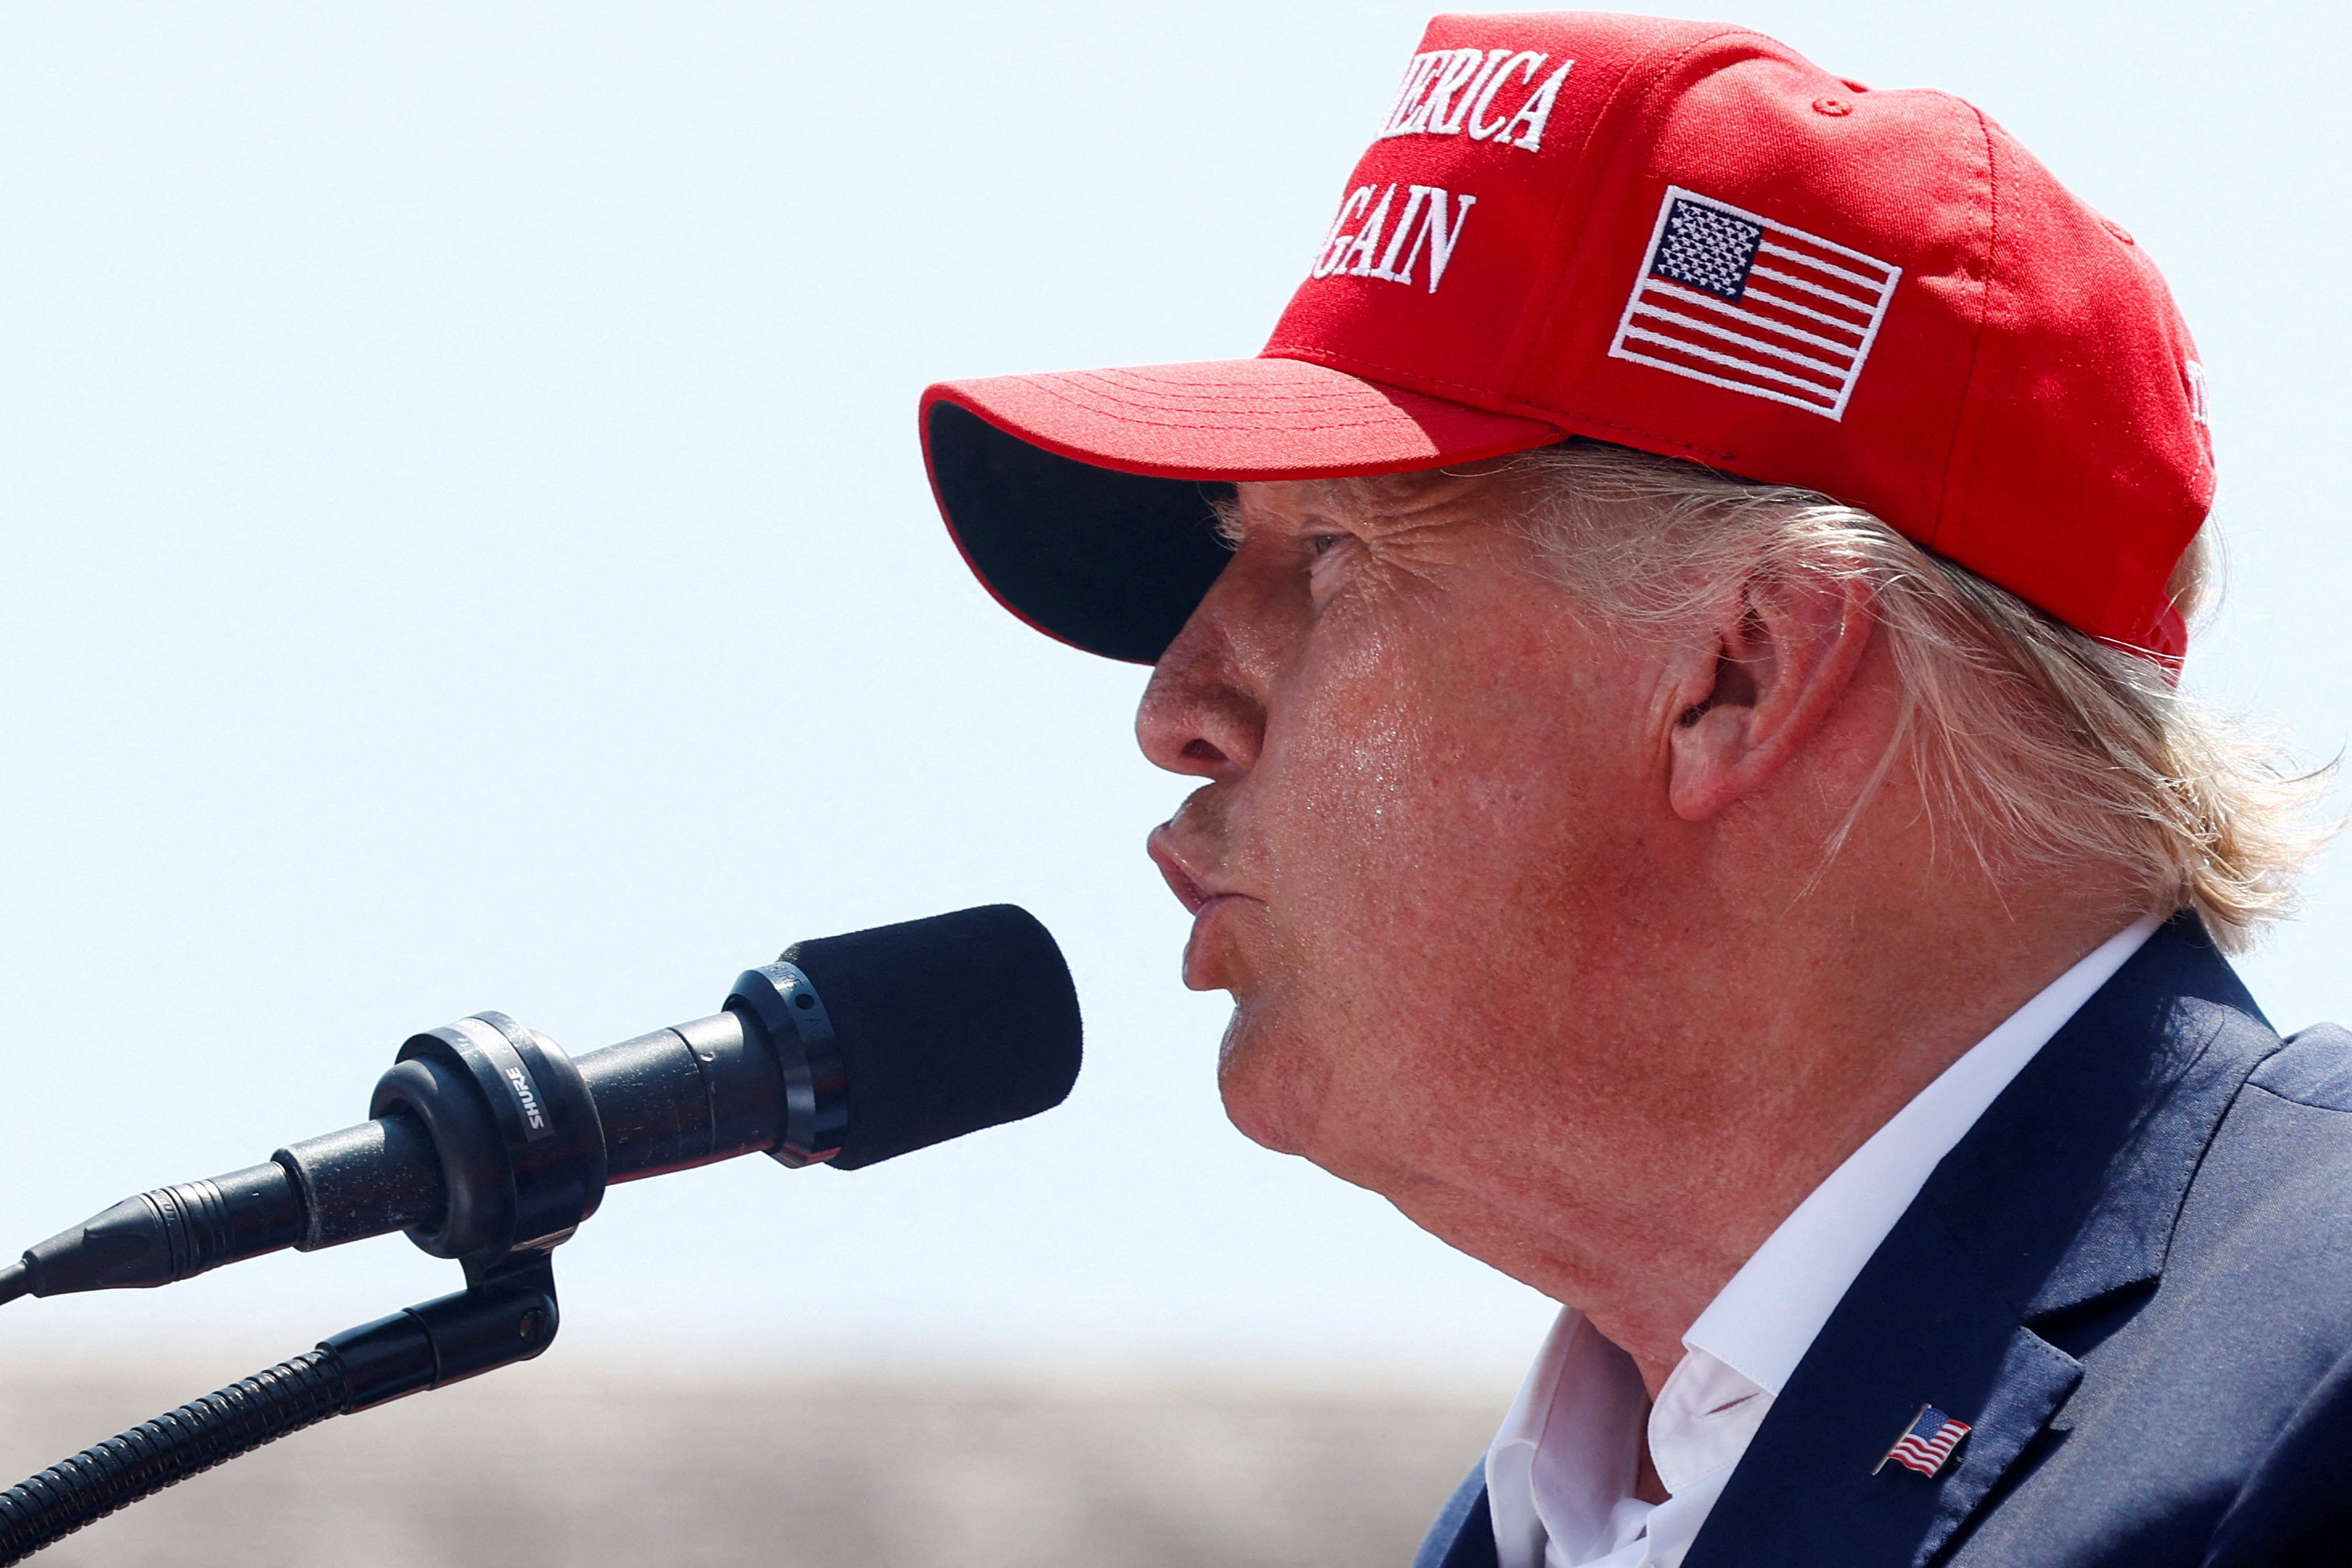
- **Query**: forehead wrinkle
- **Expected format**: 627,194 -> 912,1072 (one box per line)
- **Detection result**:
1229,469 -> 1521,545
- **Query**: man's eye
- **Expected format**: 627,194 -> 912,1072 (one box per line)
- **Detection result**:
1309,534 -> 1344,556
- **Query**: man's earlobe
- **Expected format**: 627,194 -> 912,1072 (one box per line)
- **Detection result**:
1664,575 -> 1875,823
1668,679 -> 1760,822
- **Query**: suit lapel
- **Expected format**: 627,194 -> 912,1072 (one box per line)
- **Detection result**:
1684,916 -> 2280,1568
1413,1465 -> 1500,1568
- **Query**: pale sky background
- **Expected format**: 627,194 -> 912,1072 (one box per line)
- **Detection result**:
2,1 -> 2346,1382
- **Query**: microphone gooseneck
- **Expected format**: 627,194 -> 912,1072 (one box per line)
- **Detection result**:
0,1349 -> 351,1562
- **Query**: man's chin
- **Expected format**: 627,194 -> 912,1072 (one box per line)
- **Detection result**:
1213,1012 -> 1324,1157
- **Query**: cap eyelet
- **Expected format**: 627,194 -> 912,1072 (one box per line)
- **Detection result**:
1812,96 -> 1854,117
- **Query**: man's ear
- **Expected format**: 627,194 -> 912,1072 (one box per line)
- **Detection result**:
1664,567 -> 1878,822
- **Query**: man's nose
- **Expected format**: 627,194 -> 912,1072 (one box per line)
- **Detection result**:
1135,560 -> 1278,782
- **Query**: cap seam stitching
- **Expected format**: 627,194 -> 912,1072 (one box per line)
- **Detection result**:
1931,101 -> 2001,553
1014,372 -> 1510,435
1505,24 -> 1781,393
1270,345 -> 1741,466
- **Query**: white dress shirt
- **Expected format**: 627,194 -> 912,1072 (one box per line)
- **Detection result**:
1485,914 -> 2164,1568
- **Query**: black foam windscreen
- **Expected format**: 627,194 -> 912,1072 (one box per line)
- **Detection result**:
783,905 -> 1082,1169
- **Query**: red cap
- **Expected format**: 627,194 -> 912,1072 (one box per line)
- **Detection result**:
922,11 -> 2214,664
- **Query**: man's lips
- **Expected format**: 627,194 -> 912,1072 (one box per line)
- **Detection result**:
1147,826 -> 1215,913
1148,823 -> 1264,919
1147,824 -> 1262,991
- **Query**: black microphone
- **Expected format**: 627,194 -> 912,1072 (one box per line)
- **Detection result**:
0,904 -> 1082,1307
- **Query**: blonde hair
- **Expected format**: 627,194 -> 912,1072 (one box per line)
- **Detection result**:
1453,441 -> 2330,952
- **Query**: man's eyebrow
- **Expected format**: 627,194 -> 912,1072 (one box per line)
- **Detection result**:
1209,493 -> 1247,549
1213,481 -> 1390,549
1209,494 -> 1326,549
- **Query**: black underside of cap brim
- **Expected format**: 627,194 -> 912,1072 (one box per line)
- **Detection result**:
928,401 -> 1234,665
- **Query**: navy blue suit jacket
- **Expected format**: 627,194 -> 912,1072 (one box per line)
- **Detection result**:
1412,915 -> 2352,1566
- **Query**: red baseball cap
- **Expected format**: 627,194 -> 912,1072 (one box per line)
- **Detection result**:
921,11 -> 2214,665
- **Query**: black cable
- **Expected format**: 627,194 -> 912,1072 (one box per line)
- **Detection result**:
0,1263 -> 27,1308
0,1348 -> 351,1565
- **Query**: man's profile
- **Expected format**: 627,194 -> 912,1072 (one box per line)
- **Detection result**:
919,12 -> 2345,1565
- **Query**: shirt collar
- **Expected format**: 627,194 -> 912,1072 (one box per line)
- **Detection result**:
1677,913 -> 2164,1403
1487,914 -> 2167,1563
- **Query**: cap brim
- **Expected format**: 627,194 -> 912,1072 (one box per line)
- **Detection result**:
922,359 -> 1562,663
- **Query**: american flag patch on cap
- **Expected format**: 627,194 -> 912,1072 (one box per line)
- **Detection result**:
1874,1404 -> 1973,1479
1609,187 -> 1900,421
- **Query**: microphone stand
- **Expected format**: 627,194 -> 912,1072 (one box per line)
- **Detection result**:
0,1250 -> 562,1566
0,1004 -> 615,1567
0,903 -> 1085,1564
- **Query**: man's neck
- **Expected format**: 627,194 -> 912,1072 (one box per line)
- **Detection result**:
1385,876 -> 2151,1398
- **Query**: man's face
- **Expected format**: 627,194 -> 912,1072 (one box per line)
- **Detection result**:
1137,470 -> 1686,1210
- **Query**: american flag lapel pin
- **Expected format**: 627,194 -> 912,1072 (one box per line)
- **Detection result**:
1874,1404 -> 1973,1478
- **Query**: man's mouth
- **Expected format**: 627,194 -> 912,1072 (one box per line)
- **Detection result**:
1147,822 -> 1266,991
1147,827 -> 1213,913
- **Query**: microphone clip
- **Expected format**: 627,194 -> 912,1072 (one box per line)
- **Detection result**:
353,1012 -> 609,1266
325,1248 -> 564,1412
298,1013 -> 595,1410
